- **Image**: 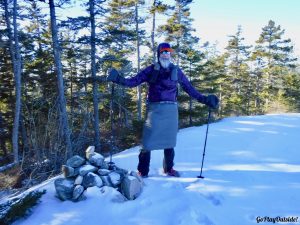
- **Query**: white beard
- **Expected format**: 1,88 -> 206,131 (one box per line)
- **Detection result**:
159,57 -> 171,69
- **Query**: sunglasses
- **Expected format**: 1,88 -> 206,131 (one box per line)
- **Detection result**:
161,51 -> 171,55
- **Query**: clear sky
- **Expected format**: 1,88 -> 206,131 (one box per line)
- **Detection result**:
61,0 -> 300,59
188,0 -> 300,57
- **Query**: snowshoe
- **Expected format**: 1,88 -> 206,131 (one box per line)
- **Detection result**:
164,168 -> 180,177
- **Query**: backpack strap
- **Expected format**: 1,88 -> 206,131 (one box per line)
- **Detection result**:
149,63 -> 178,83
149,62 -> 160,83
170,63 -> 178,81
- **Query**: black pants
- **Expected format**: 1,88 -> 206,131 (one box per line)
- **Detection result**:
137,148 -> 174,176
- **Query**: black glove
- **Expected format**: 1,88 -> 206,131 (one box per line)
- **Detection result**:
205,94 -> 219,109
107,68 -> 120,82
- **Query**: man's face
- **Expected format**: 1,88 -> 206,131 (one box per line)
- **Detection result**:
159,51 -> 171,68
160,51 -> 171,60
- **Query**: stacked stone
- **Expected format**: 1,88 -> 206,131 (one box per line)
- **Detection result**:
54,146 -> 143,202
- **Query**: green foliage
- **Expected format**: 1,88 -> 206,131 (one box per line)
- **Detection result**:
0,190 -> 46,225
282,70 -> 300,110
250,20 -> 297,113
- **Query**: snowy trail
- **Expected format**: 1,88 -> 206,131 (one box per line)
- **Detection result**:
13,113 -> 300,225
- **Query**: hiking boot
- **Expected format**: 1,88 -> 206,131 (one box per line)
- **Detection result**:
164,168 -> 180,177
138,171 -> 148,178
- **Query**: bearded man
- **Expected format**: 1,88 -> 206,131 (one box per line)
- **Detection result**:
107,43 -> 219,177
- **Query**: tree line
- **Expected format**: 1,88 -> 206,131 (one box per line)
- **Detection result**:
0,0 -> 299,185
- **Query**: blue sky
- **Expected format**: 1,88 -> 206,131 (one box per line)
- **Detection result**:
189,0 -> 300,57
62,0 -> 300,58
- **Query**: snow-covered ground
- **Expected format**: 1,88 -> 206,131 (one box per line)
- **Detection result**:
13,113 -> 300,225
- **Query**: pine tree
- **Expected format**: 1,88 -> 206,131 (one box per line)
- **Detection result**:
4,0 -> 22,163
224,26 -> 252,115
102,0 -> 137,124
158,0 -> 193,66
283,68 -> 300,110
134,0 -> 146,121
252,20 -> 297,112
149,0 -> 169,63
0,8 -> 14,157
48,0 -> 72,159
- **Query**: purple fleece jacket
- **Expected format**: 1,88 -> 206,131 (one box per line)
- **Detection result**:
117,64 -> 207,104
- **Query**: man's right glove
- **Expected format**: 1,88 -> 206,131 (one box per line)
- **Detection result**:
107,68 -> 120,82
205,94 -> 219,109
107,68 -> 126,85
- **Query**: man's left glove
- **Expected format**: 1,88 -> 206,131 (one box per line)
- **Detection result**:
205,94 -> 219,109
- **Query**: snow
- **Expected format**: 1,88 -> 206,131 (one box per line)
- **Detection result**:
12,113 -> 300,225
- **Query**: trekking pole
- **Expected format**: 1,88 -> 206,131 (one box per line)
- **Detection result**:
197,109 -> 212,179
108,82 -> 116,170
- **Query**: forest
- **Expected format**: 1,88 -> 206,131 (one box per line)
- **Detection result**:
0,0 -> 299,190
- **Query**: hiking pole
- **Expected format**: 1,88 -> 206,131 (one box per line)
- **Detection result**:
108,82 -> 116,170
197,109 -> 212,179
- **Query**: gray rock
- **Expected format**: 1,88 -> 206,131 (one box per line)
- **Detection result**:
66,155 -> 86,168
77,190 -> 87,201
54,178 -> 74,201
62,165 -> 75,178
98,169 -> 110,176
72,185 -> 84,201
101,161 -> 109,170
115,166 -> 128,175
108,172 -> 121,187
82,172 -> 103,188
129,171 -> 144,185
79,165 -> 97,176
114,167 -> 128,179
121,176 -> 142,200
100,175 -> 112,187
101,186 -> 127,203
74,175 -> 83,185
89,152 -> 104,167
85,146 -> 95,160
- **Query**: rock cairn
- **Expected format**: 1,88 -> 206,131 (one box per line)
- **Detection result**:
54,146 -> 143,202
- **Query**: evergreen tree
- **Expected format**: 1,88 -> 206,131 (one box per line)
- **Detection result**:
134,0 -> 146,121
224,26 -> 252,115
22,2 -> 55,99
0,7 -> 14,157
48,0 -> 72,159
158,0 -> 193,66
252,20 -> 297,112
4,0 -> 22,163
149,0 -> 169,63
283,68 -> 300,111
102,0 -> 137,126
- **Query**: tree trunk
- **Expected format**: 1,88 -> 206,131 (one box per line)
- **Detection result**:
135,3 -> 142,121
49,0 -> 72,159
20,114 -> 29,153
176,2 -> 181,66
89,0 -> 101,151
151,0 -> 156,64
0,113 -> 8,157
188,61 -> 192,126
4,0 -> 22,163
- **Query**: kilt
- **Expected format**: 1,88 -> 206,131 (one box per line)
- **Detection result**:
142,102 -> 178,151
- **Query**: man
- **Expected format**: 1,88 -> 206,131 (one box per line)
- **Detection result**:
107,43 -> 219,177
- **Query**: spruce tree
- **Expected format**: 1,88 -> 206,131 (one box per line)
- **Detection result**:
224,26 -> 252,115
4,0 -> 22,163
252,20 -> 297,112
158,0 -> 193,66
48,0 -> 72,159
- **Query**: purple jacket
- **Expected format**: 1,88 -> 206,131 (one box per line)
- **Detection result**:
117,64 -> 206,104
